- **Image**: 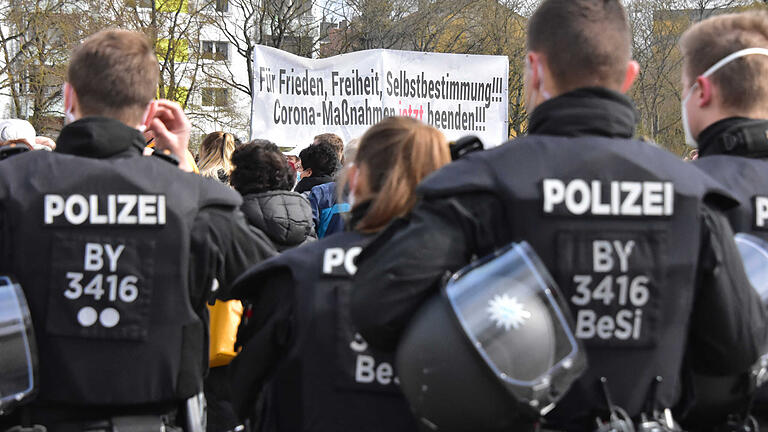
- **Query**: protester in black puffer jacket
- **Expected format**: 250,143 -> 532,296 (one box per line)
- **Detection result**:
232,140 -> 316,251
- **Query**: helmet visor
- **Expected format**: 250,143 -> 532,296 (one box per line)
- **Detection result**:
444,242 -> 581,389
0,276 -> 37,413
734,233 -> 768,303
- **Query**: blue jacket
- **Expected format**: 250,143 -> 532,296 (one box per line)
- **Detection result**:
308,182 -> 350,238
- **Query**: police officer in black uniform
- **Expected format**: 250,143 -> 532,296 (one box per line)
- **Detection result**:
0,30 -> 276,431
682,12 -> 768,241
350,1 -> 768,430
677,11 -> 768,429
227,117 -> 451,432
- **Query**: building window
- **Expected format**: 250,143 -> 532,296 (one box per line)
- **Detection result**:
202,88 -> 228,107
215,0 -> 228,12
201,41 -> 228,61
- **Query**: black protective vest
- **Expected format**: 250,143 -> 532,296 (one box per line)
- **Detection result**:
694,119 -> 768,242
234,231 -> 417,432
691,119 -> 768,422
417,133 -> 734,428
0,149 -> 241,407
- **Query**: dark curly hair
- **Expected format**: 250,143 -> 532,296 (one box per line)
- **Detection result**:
230,140 -> 295,195
299,142 -> 338,177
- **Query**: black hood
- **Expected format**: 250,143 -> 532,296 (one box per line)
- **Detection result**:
697,117 -> 768,159
55,117 -> 146,159
241,190 -> 316,251
529,87 -> 639,139
294,175 -> 335,194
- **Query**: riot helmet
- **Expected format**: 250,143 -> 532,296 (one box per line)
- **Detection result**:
396,242 -> 587,432
734,233 -> 768,303
0,276 -> 37,415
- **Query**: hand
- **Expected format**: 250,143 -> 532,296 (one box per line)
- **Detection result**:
34,136 -> 56,150
147,99 -> 194,172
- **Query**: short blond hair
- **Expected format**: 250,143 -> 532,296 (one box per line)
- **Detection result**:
680,11 -> 768,113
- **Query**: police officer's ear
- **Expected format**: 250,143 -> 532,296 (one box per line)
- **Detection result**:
693,75 -> 715,108
526,52 -> 548,94
63,82 -> 81,121
620,60 -> 640,94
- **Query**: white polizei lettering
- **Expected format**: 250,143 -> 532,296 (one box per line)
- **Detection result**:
591,181 -> 611,215
664,183 -> 674,216
620,182 -> 642,216
43,194 -> 166,225
84,243 -> 104,271
756,197 -> 768,228
542,179 -> 565,213
613,240 -> 635,272
65,194 -> 89,225
157,196 -> 166,224
345,247 -> 363,275
322,248 -> 345,274
108,195 -> 117,224
611,182 -> 620,215
89,195 -> 108,224
593,241 -> 614,273
565,179 -> 591,215
117,195 -> 137,224
138,195 -> 157,225
104,244 -> 125,272
642,182 -> 664,216
541,179 -> 675,217
44,194 -> 64,224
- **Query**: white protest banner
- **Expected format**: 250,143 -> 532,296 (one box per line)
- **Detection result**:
250,46 -> 509,150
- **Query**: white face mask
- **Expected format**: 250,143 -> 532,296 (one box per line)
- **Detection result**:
64,107 -> 76,126
682,47 -> 768,148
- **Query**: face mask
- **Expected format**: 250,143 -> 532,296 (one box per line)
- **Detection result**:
681,84 -> 698,147
682,47 -> 768,147
64,107 -> 76,125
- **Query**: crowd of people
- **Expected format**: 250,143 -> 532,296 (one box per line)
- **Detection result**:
4,1 -> 768,432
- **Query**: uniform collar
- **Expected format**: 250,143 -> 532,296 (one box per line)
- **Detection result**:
528,87 -> 638,139
55,117 -> 146,159
697,117 -> 768,159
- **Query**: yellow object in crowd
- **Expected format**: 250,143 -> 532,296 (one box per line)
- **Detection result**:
208,300 -> 243,367
147,140 -> 242,368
